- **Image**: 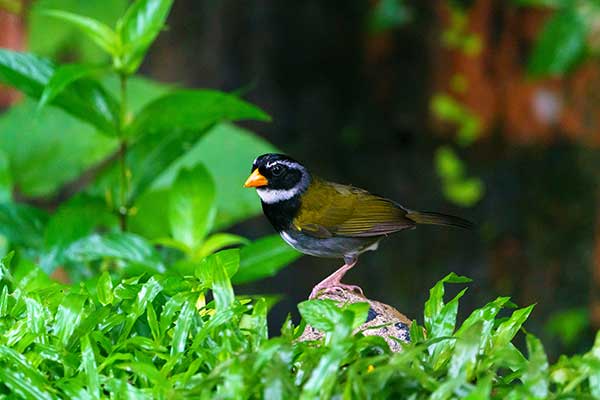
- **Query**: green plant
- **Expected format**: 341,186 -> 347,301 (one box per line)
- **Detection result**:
514,0 -> 600,76
0,0 -> 300,283
1,251 -> 599,399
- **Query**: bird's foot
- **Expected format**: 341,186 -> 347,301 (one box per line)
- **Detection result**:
309,282 -> 364,299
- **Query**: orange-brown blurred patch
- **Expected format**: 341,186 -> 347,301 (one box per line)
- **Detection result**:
430,0 -> 600,148
0,6 -> 25,108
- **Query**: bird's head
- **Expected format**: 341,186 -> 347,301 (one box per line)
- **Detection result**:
244,153 -> 311,204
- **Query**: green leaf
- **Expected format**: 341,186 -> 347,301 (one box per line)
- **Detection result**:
194,233 -> 249,260
0,49 -> 53,98
0,99 -> 116,197
0,150 -> 12,202
117,90 -> 270,203
28,0 -> 129,63
80,335 -> 101,399
116,0 -> 175,73
97,271 -> 114,306
126,89 -> 270,139
233,234 -> 301,284
0,202 -> 48,249
0,50 -> 120,134
150,123 -> 279,230
65,232 -> 164,272
41,195 -> 117,273
38,63 -> 105,111
0,347 -> 54,400
211,252 -> 235,311
171,300 -> 195,355
528,8 -> 587,77
53,293 -> 87,346
522,334 -> 549,398
298,299 -> 343,333
40,9 -> 118,55
492,304 -> 535,349
168,164 -> 216,250
424,272 -> 471,331
448,321 -> 482,379
368,0 -> 411,33
195,249 -> 240,287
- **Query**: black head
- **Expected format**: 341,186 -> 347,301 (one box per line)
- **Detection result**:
244,153 -> 311,204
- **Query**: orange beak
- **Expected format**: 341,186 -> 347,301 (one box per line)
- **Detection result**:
244,169 -> 268,188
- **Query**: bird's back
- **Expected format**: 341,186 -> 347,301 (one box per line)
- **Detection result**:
292,178 -> 416,238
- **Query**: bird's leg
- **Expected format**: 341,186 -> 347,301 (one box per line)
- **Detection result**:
309,257 -> 362,299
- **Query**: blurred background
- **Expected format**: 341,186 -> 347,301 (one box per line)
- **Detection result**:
1,0 -> 599,360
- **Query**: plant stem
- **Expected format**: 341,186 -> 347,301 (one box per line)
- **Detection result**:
118,73 -> 128,231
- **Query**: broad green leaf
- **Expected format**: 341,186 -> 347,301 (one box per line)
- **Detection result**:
107,90 -> 270,204
116,0 -> 175,73
455,296 -> 510,352
150,123 -> 279,229
0,202 -> 48,249
211,252 -> 235,311
492,304 -> 535,349
0,346 -> 54,400
233,234 -> 301,284
80,335 -> 101,399
171,300 -> 194,355
448,321 -> 482,379
195,233 -> 250,260
463,375 -> 492,399
168,165 -> 216,250
53,293 -> 87,346
298,299 -> 343,333
0,98 -> 116,197
424,272 -> 471,331
41,195 -> 117,273
65,232 -> 164,272
0,150 -> 12,202
589,331 -> 600,397
128,188 -> 170,239
0,50 -> 120,134
522,334 -> 549,398
0,49 -> 53,98
300,341 -> 350,399
29,0 -> 128,63
40,9 -> 118,55
97,271 -> 114,306
195,249 -> 240,287
38,63 -> 106,111
126,89 -> 270,139
528,8 -> 587,76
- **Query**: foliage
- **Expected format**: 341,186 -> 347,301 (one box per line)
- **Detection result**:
1,255 -> 599,399
0,0 -> 300,284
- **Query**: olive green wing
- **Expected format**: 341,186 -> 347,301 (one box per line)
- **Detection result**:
293,179 -> 415,238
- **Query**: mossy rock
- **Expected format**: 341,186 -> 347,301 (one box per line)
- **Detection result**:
298,287 -> 412,352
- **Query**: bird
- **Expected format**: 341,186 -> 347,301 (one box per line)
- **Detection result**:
244,153 -> 474,299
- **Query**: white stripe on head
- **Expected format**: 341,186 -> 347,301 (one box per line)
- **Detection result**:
256,187 -> 300,204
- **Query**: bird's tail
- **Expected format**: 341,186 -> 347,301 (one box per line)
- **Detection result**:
406,210 -> 474,230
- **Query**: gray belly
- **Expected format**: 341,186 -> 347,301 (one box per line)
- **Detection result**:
280,229 -> 380,260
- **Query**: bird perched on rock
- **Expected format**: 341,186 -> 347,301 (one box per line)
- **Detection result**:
244,153 -> 473,299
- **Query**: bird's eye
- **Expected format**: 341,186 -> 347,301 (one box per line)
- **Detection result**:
271,164 -> 284,176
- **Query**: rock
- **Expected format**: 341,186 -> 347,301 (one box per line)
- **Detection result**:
297,287 -> 412,352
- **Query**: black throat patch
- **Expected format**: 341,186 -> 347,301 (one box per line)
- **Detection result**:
261,195 -> 301,232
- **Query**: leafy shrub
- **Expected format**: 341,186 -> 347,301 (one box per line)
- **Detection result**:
0,0 -> 300,284
1,1 -> 599,399
1,254 -> 599,399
